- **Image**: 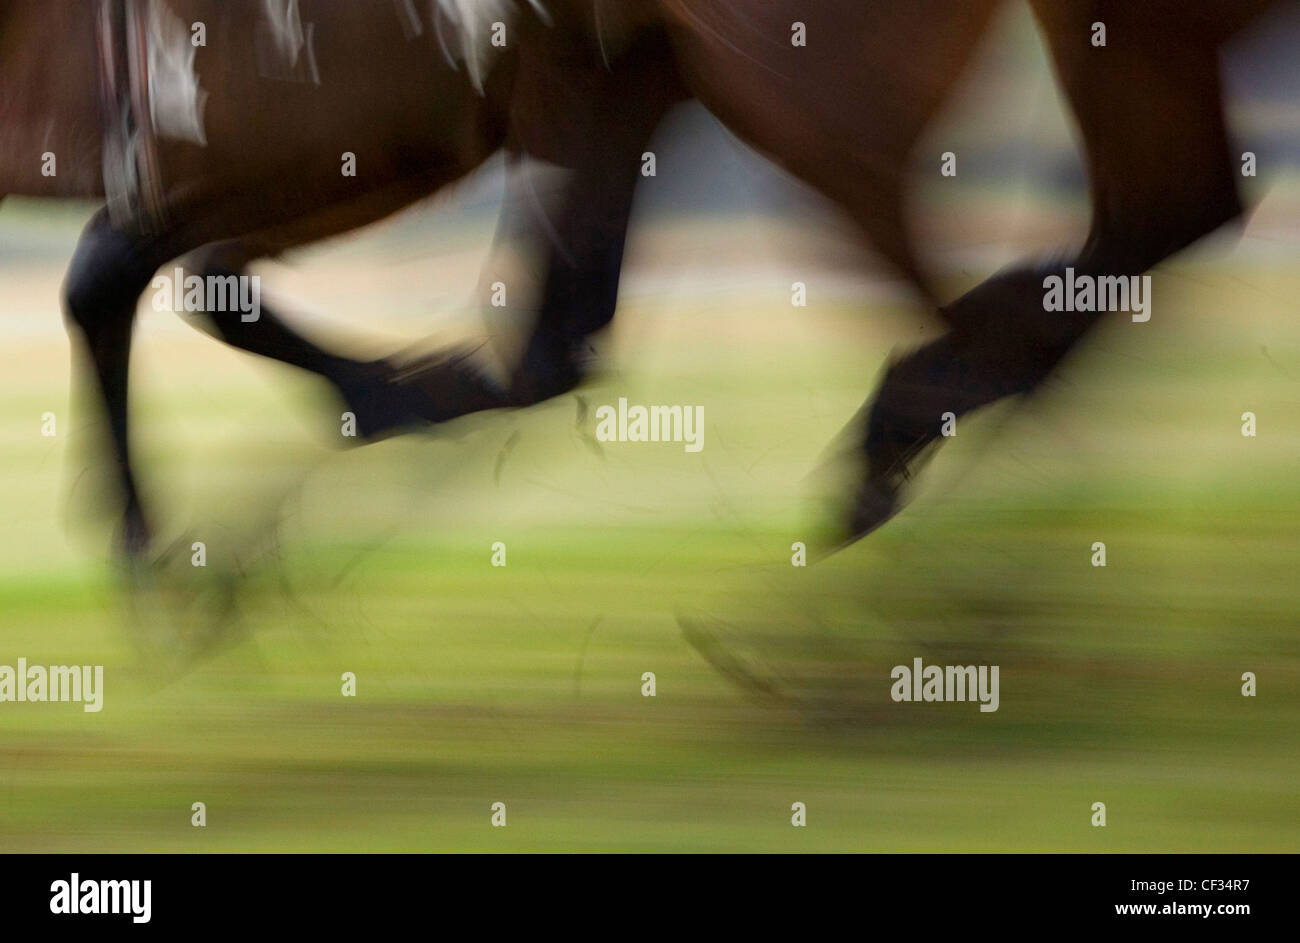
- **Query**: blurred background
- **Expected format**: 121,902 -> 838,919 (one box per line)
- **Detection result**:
0,4 -> 1297,850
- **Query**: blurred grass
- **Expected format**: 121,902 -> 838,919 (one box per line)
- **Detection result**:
0,192 -> 1297,851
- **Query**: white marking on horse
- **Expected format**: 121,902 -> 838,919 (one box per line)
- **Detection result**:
262,0 -> 305,69
257,0 -> 320,84
146,0 -> 208,145
430,0 -> 550,94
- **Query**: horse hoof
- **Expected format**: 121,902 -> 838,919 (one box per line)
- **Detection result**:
842,478 -> 902,549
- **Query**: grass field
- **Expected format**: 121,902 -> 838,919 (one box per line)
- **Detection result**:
0,186 -> 1297,852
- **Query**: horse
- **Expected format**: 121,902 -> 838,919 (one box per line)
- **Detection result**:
2,0 -> 1283,567
2,0 -> 683,555
511,0 -> 1284,545
421,0 -> 1284,548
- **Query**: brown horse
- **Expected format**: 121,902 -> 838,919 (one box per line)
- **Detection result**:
438,0 -> 1283,545
3,0 -> 682,554
540,0 -> 1283,545
2,0 -> 992,556
1,0 -> 1284,564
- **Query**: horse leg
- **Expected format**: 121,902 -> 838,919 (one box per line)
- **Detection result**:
179,240 -> 467,438
63,209 -> 172,556
502,163 -> 633,405
504,29 -> 681,406
664,0 -> 999,541
666,0 -> 1002,302
63,200 -> 505,559
503,153 -> 646,406
849,2 -> 1246,540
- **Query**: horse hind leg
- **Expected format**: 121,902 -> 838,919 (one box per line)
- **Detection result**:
849,5 -> 1246,543
179,240 -> 507,438
178,241 -> 403,437
668,0 -> 1000,543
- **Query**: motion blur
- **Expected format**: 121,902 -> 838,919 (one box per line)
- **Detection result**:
0,1 -> 1297,852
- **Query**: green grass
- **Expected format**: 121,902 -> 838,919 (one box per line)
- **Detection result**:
0,206 -> 1297,852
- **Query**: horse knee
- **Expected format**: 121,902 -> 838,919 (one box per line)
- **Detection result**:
63,244 -> 109,331
63,217 -> 153,333
63,261 -> 119,337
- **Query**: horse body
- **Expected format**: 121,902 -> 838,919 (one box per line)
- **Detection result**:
0,2 -> 104,199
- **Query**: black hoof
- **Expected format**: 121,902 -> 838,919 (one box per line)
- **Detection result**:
841,477 -> 902,548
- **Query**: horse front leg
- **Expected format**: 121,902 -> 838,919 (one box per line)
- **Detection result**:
63,209 -> 168,557
503,153 -> 640,407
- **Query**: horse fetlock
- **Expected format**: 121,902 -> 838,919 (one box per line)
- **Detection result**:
394,348 -> 510,423
508,340 -> 585,407
338,350 -> 508,440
